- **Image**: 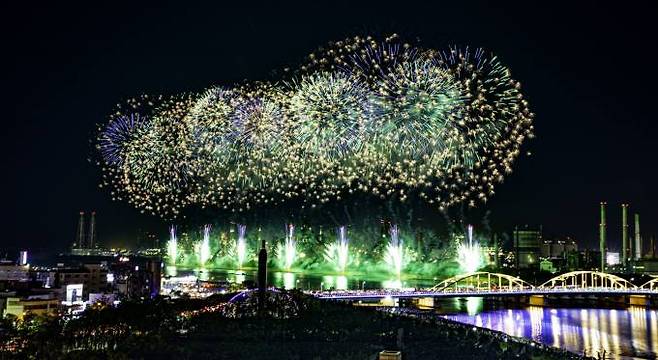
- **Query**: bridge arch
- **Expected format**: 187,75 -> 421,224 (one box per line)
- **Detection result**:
539,271 -> 637,290
640,277 -> 658,291
430,272 -> 534,292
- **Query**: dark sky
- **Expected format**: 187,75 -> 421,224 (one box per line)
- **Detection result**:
4,1 -> 657,253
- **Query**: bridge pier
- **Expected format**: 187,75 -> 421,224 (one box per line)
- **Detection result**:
380,296 -> 399,307
528,295 -> 545,306
628,295 -> 650,307
416,297 -> 435,309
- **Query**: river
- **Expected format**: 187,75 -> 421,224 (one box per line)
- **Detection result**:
439,297 -> 658,360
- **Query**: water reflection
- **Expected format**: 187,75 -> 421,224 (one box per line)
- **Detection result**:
195,268 -> 210,281
452,297 -> 483,316
382,279 -> 403,289
165,268 -> 436,290
444,307 -> 658,359
272,272 -> 298,290
235,271 -> 246,285
321,275 -> 348,290
165,265 -> 177,277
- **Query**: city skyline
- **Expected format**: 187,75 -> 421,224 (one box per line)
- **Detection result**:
4,2 -> 657,251
4,3 -> 658,359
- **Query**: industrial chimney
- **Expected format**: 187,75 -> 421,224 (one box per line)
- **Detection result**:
76,211 -> 85,249
599,202 -> 606,272
88,211 -> 97,249
622,204 -> 629,266
634,213 -> 641,260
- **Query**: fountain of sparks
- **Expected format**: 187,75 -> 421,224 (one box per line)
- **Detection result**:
167,225 -> 177,264
324,226 -> 350,273
457,224 -> 483,274
384,224 -> 404,276
199,224 -> 211,265
278,223 -> 296,270
236,224 -> 247,268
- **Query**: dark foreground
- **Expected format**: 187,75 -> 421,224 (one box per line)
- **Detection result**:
1,291 -> 586,359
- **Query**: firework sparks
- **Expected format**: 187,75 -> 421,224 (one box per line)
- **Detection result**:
236,224 -> 247,268
167,225 -> 177,264
277,223 -> 297,270
457,225 -> 483,273
384,224 -> 404,276
97,35 -> 533,218
324,226 -> 350,273
199,224 -> 211,265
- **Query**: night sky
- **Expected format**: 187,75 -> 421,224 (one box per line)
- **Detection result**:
5,1 -> 656,253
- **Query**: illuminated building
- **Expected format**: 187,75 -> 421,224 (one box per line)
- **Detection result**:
3,292 -> 59,320
0,260 -> 29,281
514,225 -> 542,269
606,252 -> 620,266
55,263 -> 110,300
539,259 -> 556,273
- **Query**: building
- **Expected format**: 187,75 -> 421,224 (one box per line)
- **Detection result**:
581,249 -> 603,271
55,263 -> 110,300
3,291 -> 59,319
0,260 -> 29,281
633,258 -> 658,275
540,236 -> 577,259
606,252 -> 620,266
514,225 -> 542,268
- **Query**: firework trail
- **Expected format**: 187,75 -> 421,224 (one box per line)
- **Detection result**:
278,223 -> 296,270
167,225 -> 177,264
199,224 -> 211,265
457,224 -> 483,273
236,224 -> 247,268
385,224 -> 404,276
324,226 -> 350,273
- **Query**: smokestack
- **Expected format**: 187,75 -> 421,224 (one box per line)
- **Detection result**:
634,213 -> 641,260
599,202 -> 607,272
76,211 -> 85,249
622,204 -> 629,266
88,211 -> 97,249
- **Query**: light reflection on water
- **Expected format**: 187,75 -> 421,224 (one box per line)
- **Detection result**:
164,267 -> 433,290
444,305 -> 658,359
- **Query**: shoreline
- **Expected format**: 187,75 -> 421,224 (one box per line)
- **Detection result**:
388,307 -> 592,359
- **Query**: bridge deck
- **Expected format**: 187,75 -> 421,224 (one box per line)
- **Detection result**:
313,288 -> 658,300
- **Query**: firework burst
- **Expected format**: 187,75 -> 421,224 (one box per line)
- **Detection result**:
96,35 -> 534,218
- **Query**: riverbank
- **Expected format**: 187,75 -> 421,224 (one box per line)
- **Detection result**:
389,307 -> 591,359
1,291 -> 589,359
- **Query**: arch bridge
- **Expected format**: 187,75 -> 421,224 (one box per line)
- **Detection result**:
430,272 -> 534,292
539,271 -> 636,290
313,271 -> 658,300
641,277 -> 658,291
